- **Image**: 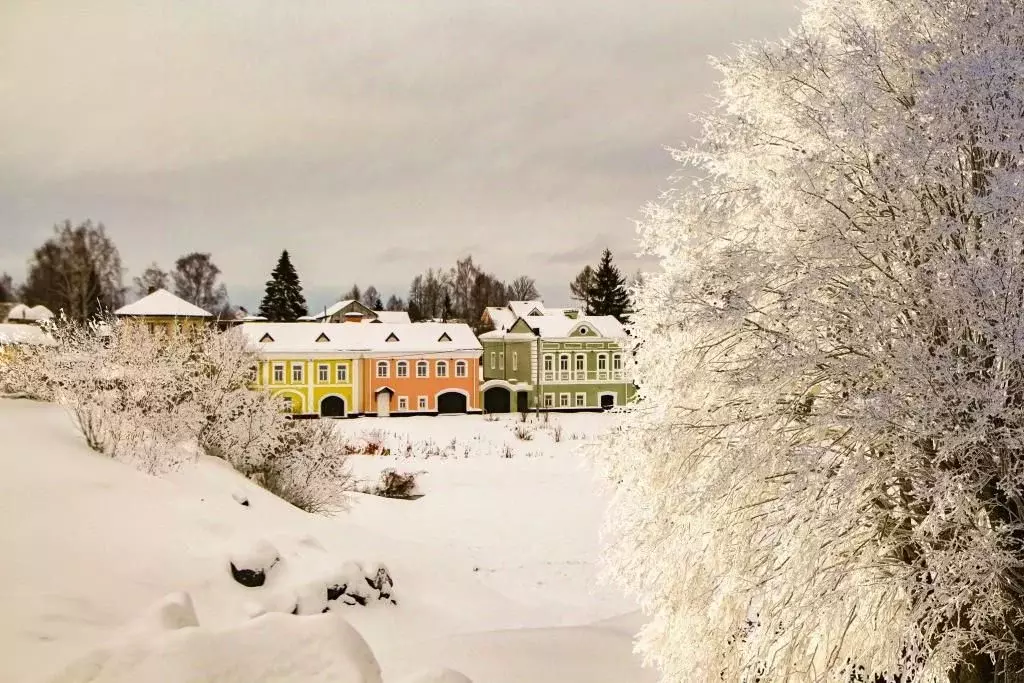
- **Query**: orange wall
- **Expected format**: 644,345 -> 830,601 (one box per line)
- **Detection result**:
361,356 -> 480,413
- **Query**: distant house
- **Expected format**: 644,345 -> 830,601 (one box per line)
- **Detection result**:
240,321 -> 482,418
113,288 -> 212,332
303,299 -> 412,325
2,303 -> 54,325
478,301 -> 633,413
0,323 -> 54,366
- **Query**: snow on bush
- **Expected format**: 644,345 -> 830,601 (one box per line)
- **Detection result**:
597,1 -> 1024,682
5,317 -> 352,512
361,468 -> 422,499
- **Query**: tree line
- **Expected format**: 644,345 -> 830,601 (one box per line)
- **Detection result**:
2,220 -> 638,328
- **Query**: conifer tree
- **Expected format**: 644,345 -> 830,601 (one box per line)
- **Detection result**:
586,249 -> 629,320
258,251 -> 307,321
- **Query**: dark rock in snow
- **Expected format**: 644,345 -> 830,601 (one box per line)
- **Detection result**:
326,584 -> 347,602
230,563 -> 266,588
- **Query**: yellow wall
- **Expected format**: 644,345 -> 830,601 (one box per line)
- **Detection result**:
256,358 -> 356,416
120,316 -> 209,333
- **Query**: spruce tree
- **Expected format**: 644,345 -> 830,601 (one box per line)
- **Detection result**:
258,250 -> 308,321
586,248 -> 630,321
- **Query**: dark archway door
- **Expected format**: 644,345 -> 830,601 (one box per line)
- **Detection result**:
516,391 -> 530,413
600,393 -> 616,410
483,387 -> 512,413
437,391 -> 469,414
320,395 -> 347,418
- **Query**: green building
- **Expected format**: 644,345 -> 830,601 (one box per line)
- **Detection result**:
478,301 -> 634,413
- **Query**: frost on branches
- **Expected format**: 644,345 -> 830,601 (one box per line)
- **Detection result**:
3,318 -> 352,513
597,2 -> 1024,682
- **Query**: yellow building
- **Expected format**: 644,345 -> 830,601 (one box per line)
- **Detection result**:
114,288 -> 212,332
247,325 -> 357,417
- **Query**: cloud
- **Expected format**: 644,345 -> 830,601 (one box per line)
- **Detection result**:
0,0 -> 800,307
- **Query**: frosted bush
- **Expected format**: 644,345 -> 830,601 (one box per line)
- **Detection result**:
255,419 -> 354,515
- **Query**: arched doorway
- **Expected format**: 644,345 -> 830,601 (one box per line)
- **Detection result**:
320,395 -> 346,418
483,387 -> 512,413
437,391 -> 468,414
376,389 -> 393,417
600,393 -> 616,410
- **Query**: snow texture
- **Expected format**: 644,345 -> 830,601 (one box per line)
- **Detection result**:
113,288 -> 212,318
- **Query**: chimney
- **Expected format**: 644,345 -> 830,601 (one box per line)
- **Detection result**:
344,312 -> 364,324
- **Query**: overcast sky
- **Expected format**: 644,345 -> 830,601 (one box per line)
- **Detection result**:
0,0 -> 799,310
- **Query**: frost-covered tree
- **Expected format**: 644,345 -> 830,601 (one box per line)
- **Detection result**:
598,2 -> 1024,682
258,251 -> 307,322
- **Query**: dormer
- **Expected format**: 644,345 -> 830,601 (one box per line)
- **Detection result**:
385,332 -> 400,342
259,332 -> 274,343
438,332 -> 452,342
315,332 -> 330,343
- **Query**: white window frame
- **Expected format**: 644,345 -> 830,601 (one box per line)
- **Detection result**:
575,392 -> 586,407
272,363 -> 284,383
579,326 -> 589,335
574,354 -> 585,372
559,354 -> 570,371
455,360 -> 468,377
418,396 -> 428,410
543,355 -> 554,372
512,352 -> 518,371
597,354 -> 608,371
416,360 -> 429,378
544,393 -> 554,408
436,360 -> 448,377
318,363 -> 329,383
336,364 -> 348,383
291,363 -> 304,383
560,393 -> 570,407
499,352 -> 504,370
377,361 -> 389,378
490,351 -> 496,369
397,360 -> 409,378
613,354 -> 622,370
398,396 -> 408,411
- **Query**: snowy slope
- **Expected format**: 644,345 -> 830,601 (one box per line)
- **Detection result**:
0,400 -> 649,682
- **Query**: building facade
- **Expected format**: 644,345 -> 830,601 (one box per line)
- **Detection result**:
479,302 -> 634,413
113,288 -> 212,332
241,321 -> 481,417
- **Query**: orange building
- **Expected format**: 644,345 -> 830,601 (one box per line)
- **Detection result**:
359,324 -> 481,416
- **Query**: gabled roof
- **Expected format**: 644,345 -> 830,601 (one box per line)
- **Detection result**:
374,310 -> 411,324
239,322 -> 482,355
508,300 -> 547,318
315,332 -> 330,342
484,314 -> 626,340
114,289 -> 212,318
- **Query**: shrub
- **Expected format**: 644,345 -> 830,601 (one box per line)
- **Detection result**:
254,419 -> 354,515
363,468 -> 421,499
513,423 -> 533,441
552,423 -> 563,443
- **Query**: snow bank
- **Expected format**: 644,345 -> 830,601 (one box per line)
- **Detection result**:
397,668 -> 474,683
48,602 -> 381,683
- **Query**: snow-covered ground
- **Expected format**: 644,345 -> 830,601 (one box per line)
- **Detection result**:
0,400 -> 652,682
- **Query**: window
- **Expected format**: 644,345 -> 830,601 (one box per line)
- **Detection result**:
499,352 -> 505,370
318,364 -> 329,382
418,396 -> 428,410
456,360 -> 468,377
273,363 -> 284,383
544,393 -> 554,408
575,393 -> 586,407
291,363 -> 304,383
543,355 -> 554,372
397,361 -> 409,378
575,355 -> 585,372
560,393 -> 570,407
398,396 -> 408,411
512,352 -> 518,371
597,354 -> 608,371
377,361 -> 389,378
437,361 -> 448,377
579,326 -> 589,335
559,355 -> 570,371
282,396 -> 294,413
416,361 -> 429,378
490,352 -> 496,369
336,364 -> 348,383
613,354 -> 622,370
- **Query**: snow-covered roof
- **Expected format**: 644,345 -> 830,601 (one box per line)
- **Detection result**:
28,305 -> 54,320
114,289 -> 212,318
308,299 -> 358,321
484,314 -> 626,340
373,311 -> 411,324
508,300 -> 547,318
239,322 -> 482,355
483,307 -> 517,332
4,303 -> 55,323
0,323 -> 53,346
